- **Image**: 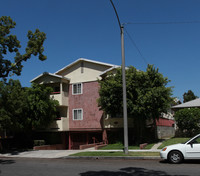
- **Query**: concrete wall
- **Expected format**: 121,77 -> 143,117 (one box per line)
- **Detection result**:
157,126 -> 175,139
33,144 -> 65,150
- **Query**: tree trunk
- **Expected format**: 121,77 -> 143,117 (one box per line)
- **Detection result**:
153,118 -> 158,142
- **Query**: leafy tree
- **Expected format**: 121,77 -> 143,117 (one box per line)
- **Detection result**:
98,65 -> 173,143
0,80 -> 59,133
0,79 -> 27,132
26,83 -> 59,130
0,16 -> 46,80
174,108 -> 200,136
183,90 -> 198,103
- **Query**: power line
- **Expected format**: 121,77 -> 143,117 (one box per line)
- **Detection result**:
124,27 -> 148,66
124,21 -> 200,25
122,20 -> 200,65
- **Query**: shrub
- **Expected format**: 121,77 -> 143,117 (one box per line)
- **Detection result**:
34,140 -> 45,146
174,108 -> 200,137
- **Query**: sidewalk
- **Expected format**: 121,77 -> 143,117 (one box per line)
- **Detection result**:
0,143 -> 162,159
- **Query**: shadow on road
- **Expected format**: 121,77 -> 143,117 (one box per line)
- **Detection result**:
0,159 -> 15,165
80,167 -> 188,176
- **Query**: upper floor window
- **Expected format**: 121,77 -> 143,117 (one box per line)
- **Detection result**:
72,83 -> 82,95
73,109 -> 83,120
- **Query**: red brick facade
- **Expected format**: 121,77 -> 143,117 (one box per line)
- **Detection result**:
68,81 -> 104,149
69,81 -> 103,130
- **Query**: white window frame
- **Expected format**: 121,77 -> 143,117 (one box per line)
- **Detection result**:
73,109 -> 83,120
72,83 -> 82,95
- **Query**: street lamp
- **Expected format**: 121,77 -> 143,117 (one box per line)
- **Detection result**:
110,0 -> 128,154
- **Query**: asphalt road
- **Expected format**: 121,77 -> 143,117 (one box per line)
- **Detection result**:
1,158 -> 200,176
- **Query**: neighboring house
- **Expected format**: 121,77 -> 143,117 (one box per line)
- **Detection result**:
171,98 -> 200,126
31,58 -> 174,149
170,98 -> 200,135
156,112 -> 175,139
172,98 -> 200,110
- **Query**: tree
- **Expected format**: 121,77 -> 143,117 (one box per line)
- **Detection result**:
98,65 -> 173,143
0,16 -> 46,80
0,80 -> 59,133
0,80 -> 59,149
0,79 -> 27,132
174,108 -> 200,136
26,83 -> 59,130
183,90 -> 198,103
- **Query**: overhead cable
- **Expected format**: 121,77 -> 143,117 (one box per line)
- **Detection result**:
124,21 -> 200,25
124,27 -> 148,66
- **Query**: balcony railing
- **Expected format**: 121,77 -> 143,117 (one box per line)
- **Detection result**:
50,92 -> 68,106
104,117 -> 134,128
48,117 -> 69,131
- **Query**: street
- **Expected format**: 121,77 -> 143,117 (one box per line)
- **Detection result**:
1,158 -> 200,176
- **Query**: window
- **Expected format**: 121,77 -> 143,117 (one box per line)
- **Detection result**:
191,136 -> 200,144
73,109 -> 83,120
72,83 -> 82,95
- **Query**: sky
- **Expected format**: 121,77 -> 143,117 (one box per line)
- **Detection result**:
1,0 -> 200,100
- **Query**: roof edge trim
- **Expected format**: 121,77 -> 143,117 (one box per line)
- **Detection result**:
30,72 -> 70,83
55,58 -> 119,74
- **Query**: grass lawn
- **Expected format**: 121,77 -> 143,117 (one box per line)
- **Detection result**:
100,137 -> 190,151
69,138 -> 191,157
158,138 -> 189,149
100,143 -> 155,150
100,143 -> 139,150
70,151 -> 160,157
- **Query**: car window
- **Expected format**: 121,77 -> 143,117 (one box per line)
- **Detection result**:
191,136 -> 200,144
184,135 -> 200,144
196,137 -> 200,143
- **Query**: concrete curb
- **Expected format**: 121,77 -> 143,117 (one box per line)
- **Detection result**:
62,156 -> 161,160
0,149 -> 162,159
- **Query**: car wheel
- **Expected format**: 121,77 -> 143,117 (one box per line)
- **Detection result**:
168,151 -> 183,164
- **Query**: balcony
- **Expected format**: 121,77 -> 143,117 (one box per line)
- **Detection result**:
103,117 -> 134,128
50,92 -> 68,106
48,117 -> 69,131
48,81 -> 69,106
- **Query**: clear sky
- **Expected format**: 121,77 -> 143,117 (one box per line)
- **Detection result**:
1,0 -> 200,100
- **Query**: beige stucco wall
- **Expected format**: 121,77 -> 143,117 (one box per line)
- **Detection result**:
48,117 -> 69,131
50,93 -> 68,106
57,61 -> 111,83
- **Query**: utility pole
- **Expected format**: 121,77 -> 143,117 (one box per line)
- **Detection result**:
110,0 -> 128,154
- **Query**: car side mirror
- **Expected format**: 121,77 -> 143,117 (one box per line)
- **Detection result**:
188,142 -> 193,148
